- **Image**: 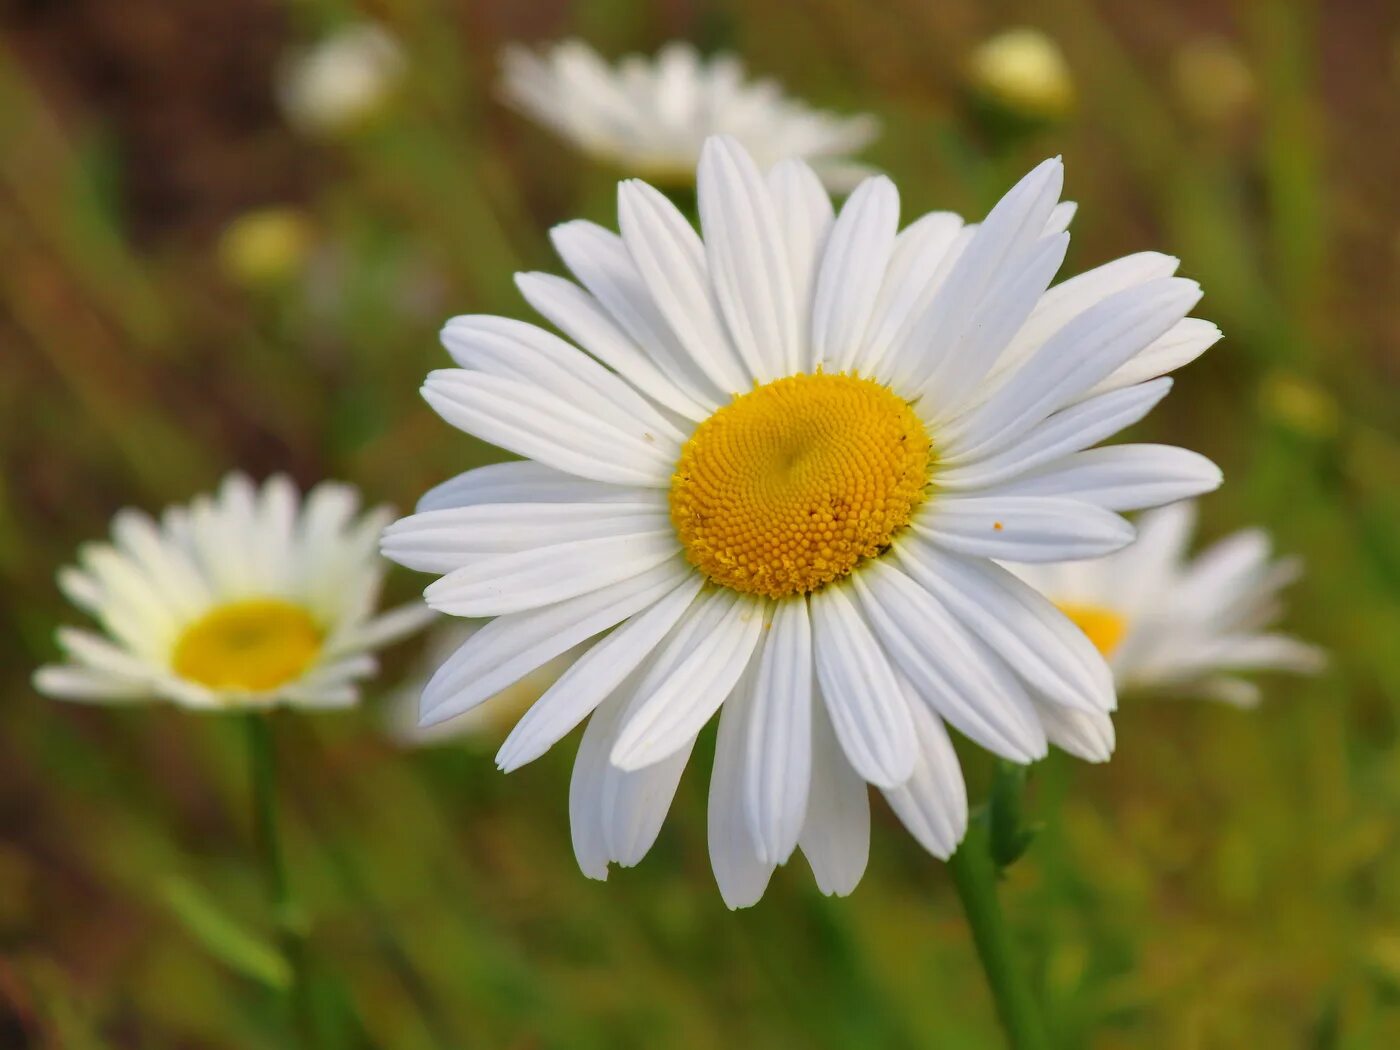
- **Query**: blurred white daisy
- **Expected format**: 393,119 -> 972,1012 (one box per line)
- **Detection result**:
499,40 -> 877,190
36,474 -> 432,710
383,136 -> 1223,907
1009,502 -> 1323,712
278,23 -> 406,137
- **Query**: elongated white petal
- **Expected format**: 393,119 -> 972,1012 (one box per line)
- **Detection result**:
551,220 -> 727,408
570,687 -> 628,879
424,530 -> 677,617
515,271 -> 709,420
850,559 -> 1048,762
1091,317 -> 1222,396
799,696 -> 870,896
383,501 -> 668,573
617,179 -> 750,393
1036,701 -> 1115,762
809,584 -> 917,788
810,175 -> 899,372
943,277 -> 1201,461
496,574 -> 704,771
611,591 -> 766,769
882,682 -> 968,857
416,461 -> 646,514
915,496 -> 1134,562
709,662 -> 777,908
698,135 -> 798,382
441,315 -> 686,449
979,444 -> 1222,511
34,665 -> 153,702
742,598 -> 814,864
895,540 -> 1114,713
420,559 -> 684,724
423,370 -> 672,487
862,211 -> 964,377
936,379 -> 1174,489
53,627 -> 154,682
766,158 -> 833,364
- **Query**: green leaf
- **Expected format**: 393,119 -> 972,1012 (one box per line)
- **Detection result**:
160,874 -> 291,990
987,761 -> 1041,874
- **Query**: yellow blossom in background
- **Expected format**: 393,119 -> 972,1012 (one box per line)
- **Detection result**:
1171,37 -> 1257,128
967,28 -> 1075,124
217,207 -> 316,288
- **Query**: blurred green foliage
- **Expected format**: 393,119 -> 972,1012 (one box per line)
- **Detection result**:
1,0 -> 1397,1047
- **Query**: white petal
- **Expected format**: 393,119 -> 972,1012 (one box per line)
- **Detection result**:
416,461 -> 646,513
33,665 -> 152,702
943,277 -> 1201,461
978,444 -> 1222,512
799,695 -> 870,897
382,501 -> 669,573
610,591 -> 766,770
424,530 -> 678,617
441,315 -> 686,450
422,370 -> 672,487
935,379 -> 1174,489
496,573 -> 704,771
850,558 -> 1048,763
420,558 -> 684,725
709,661 -> 777,909
616,179 -> 750,393
810,175 -> 900,372
888,157 -> 1064,391
698,135 -> 798,382
551,220 -> 727,409
1091,317 -> 1222,396
329,602 -> 436,654
915,496 -> 1134,562
570,687 -> 628,879
766,158 -> 834,364
742,597 -> 814,864
1036,701 -> 1115,762
54,628 -> 154,681
881,683 -> 968,857
866,218 -> 969,382
808,583 -> 917,788
110,509 -> 210,619
515,271 -> 709,420
1044,200 -> 1077,234
895,541 -> 1114,714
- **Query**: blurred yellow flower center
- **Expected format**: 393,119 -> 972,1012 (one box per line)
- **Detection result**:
669,373 -> 931,598
1057,603 -> 1127,658
172,599 -> 323,692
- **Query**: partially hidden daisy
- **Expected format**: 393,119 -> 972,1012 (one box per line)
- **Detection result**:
382,136 -> 1224,907
1008,501 -> 1323,710
499,40 -> 878,190
36,474 -> 433,710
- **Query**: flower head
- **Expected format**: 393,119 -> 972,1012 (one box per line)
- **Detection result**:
498,40 -> 878,190
968,28 -> 1075,124
383,137 -> 1223,906
278,23 -> 405,137
36,474 -> 432,710
1009,502 -> 1323,710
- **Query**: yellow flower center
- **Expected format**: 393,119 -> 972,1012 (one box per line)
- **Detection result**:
1056,603 -> 1127,658
172,599 -> 323,692
669,373 -> 932,599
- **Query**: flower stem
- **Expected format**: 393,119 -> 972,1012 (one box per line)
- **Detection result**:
244,713 -> 317,1047
948,812 -> 1049,1050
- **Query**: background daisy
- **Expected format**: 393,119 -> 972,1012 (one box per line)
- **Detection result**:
383,135 -> 1223,907
1009,501 -> 1324,710
35,473 -> 432,710
499,40 -> 878,189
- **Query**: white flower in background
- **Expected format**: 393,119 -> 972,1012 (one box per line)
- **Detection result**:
35,474 -> 432,710
383,136 -> 1223,907
278,23 -> 406,137
386,622 -> 578,746
499,40 -> 878,190
1008,502 -> 1323,711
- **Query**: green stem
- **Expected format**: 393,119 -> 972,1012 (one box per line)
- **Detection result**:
948,817 -> 1049,1050
244,713 -> 317,1047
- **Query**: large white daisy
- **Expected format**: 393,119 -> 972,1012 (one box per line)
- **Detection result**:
499,40 -> 878,190
383,136 -> 1224,907
1008,502 -> 1323,711
35,474 -> 432,710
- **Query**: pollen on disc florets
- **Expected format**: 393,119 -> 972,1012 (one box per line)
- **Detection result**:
172,598 -> 324,692
669,372 -> 933,599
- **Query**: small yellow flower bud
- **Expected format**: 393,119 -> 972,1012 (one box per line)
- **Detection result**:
217,207 -> 315,287
968,28 -> 1075,124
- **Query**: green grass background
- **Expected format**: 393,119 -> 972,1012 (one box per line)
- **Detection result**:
1,0 -> 1397,1046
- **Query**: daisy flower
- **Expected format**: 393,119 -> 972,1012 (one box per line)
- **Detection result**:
1008,502 -> 1323,712
498,40 -> 877,190
35,474 -> 432,710
278,22 -> 406,137
382,136 -> 1223,906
